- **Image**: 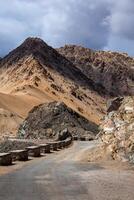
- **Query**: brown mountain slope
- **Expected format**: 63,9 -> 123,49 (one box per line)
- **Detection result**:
0,38 -> 105,137
0,89 -> 53,139
57,45 -> 134,96
0,90 -> 53,118
0,38 -> 95,90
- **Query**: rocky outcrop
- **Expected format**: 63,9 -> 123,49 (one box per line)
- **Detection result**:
99,96 -> 134,163
57,128 -> 72,141
57,45 -> 134,96
107,97 -> 124,113
18,101 -> 98,140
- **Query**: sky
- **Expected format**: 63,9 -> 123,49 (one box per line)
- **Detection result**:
0,0 -> 134,57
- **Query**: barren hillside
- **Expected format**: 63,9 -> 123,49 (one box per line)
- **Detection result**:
0,38 -> 105,138
58,45 -> 134,96
1,38 -> 133,138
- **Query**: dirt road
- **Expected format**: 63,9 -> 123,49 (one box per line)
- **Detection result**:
0,141 -> 134,200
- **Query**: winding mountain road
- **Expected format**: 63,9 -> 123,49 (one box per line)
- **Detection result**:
0,141 -> 134,200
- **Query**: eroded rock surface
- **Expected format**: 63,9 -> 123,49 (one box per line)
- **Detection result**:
99,96 -> 134,163
58,45 -> 134,96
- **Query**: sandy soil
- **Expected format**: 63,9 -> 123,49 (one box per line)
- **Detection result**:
0,86 -> 55,139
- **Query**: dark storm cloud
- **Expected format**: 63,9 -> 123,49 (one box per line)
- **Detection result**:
41,0 -> 110,49
0,0 -> 134,56
109,0 -> 134,40
105,0 -> 134,55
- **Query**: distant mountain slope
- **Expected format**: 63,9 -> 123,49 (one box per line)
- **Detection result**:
57,45 -> 134,96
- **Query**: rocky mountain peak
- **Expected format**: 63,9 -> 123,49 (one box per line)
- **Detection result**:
23,37 -> 45,45
0,37 -> 98,94
0,37 -> 52,67
20,37 -> 49,53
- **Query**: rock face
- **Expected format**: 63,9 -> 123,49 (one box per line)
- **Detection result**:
18,101 -> 98,140
99,96 -> 134,163
57,45 -> 134,96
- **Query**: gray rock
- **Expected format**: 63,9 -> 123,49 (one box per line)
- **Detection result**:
18,101 -> 99,140
107,97 -> 124,113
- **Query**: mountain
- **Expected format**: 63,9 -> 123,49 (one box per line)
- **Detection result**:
57,45 -> 134,96
0,38 -> 105,138
1,38 -> 133,139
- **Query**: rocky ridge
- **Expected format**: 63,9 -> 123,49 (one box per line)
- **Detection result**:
57,45 -> 134,96
0,38 -> 95,91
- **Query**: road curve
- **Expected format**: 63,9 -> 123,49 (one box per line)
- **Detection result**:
0,141 -> 134,200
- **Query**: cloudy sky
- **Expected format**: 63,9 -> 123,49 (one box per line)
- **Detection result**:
0,0 -> 134,56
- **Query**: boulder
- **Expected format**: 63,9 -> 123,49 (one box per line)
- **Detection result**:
107,97 -> 124,113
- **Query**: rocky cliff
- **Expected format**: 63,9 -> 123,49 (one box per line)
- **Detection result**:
99,97 -> 134,163
58,45 -> 134,96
